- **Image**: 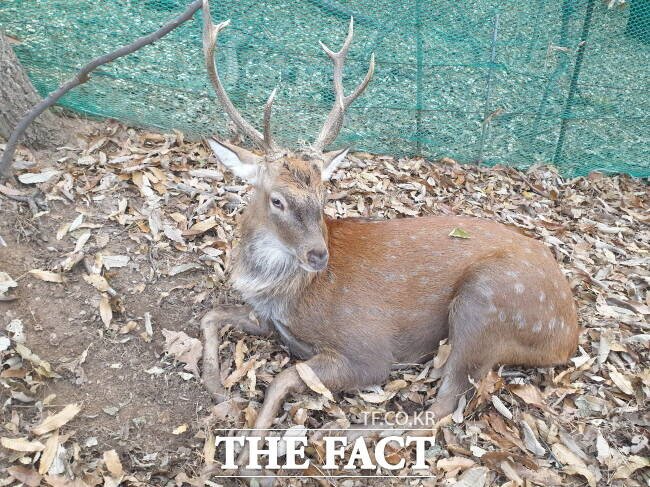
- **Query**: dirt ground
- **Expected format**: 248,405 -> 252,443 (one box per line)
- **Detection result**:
0,120 -> 649,486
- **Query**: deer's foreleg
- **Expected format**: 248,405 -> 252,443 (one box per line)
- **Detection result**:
236,351 -> 390,467
201,305 -> 272,401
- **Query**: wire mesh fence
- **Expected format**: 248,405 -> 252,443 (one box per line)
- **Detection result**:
1,0 -> 649,176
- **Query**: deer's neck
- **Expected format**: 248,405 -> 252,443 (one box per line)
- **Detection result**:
231,228 -> 316,323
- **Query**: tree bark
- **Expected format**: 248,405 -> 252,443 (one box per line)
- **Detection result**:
0,32 -> 64,149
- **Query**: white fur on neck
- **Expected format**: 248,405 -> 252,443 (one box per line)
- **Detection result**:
231,232 -> 310,322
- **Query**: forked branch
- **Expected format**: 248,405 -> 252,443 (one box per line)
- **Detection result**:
202,0 -> 279,152
313,17 -> 375,152
0,0 -> 203,179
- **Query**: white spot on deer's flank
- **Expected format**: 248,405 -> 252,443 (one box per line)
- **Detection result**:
499,311 -> 506,322
514,311 -> 525,329
524,247 -> 533,254
514,283 -> 525,294
532,322 -> 542,332
539,291 -> 546,302
548,318 -> 557,329
506,271 -> 519,278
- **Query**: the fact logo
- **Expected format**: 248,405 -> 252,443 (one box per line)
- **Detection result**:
215,435 -> 435,471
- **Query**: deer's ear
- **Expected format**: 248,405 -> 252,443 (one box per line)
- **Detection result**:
320,147 -> 350,182
206,138 -> 263,184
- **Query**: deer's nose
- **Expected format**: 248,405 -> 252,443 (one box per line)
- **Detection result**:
306,248 -> 329,271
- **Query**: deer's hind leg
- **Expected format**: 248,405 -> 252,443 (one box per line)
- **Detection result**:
430,253 -> 578,420
201,305 -> 272,401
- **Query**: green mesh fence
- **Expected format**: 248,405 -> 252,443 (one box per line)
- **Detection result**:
1,0 -> 649,176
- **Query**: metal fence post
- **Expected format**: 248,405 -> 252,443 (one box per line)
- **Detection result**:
415,0 -> 424,155
553,0 -> 596,168
476,11 -> 500,164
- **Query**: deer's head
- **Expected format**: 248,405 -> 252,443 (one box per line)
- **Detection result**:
202,1 -> 374,272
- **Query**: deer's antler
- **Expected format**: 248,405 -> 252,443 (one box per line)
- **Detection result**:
313,18 -> 375,152
202,0 -> 278,152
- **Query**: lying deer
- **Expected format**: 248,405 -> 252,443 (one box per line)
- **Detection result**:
199,0 -> 579,467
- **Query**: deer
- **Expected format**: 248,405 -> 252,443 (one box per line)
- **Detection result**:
198,0 -> 579,470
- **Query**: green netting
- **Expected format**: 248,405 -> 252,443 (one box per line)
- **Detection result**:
1,0 -> 649,176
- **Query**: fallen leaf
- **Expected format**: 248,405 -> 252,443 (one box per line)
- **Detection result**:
449,227 -> 471,239
33,403 -> 81,435
509,383 -> 546,409
161,329 -> 203,376
103,449 -> 124,477
29,269 -> 63,283
99,294 -> 112,327
7,466 -> 42,487
452,467 -> 488,487
491,395 -> 513,419
173,424 -> 188,435
83,273 -> 111,292
612,455 -> 650,479
38,429 -> 59,474
0,271 -> 17,296
223,357 -> 258,388
296,362 -> 334,401
436,456 -> 475,472
552,443 -> 597,487
607,365 -> 635,395
102,255 -> 130,269
1,436 -> 45,452
18,170 -> 60,184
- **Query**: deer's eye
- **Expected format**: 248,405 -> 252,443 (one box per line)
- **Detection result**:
271,197 -> 284,210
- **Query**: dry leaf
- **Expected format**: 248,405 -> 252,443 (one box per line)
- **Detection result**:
491,395 -> 513,419
29,269 -> 63,283
552,443 -> 597,487
223,357 -> 258,388
103,449 -> 124,477
204,429 -> 216,465
509,383 -> 546,409
83,273 -> 111,292
452,467 -> 489,487
612,455 -> 650,479
449,227 -> 471,239
33,403 -> 81,435
296,362 -> 334,401
7,466 -> 42,487
433,342 -> 451,369
607,365 -> 635,395
1,436 -> 45,452
99,294 -> 112,327
18,170 -> 60,184
436,456 -> 475,472
38,430 -> 59,475
162,329 -> 203,376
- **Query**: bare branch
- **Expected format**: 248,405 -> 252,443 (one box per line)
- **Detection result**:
313,17 -> 375,152
202,0 -> 278,152
0,0 -> 203,179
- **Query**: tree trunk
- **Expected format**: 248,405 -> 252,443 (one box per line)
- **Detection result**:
0,32 -> 64,149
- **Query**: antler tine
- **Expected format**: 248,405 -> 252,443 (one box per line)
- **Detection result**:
263,87 -> 278,148
313,17 -> 375,152
202,0 -> 278,152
